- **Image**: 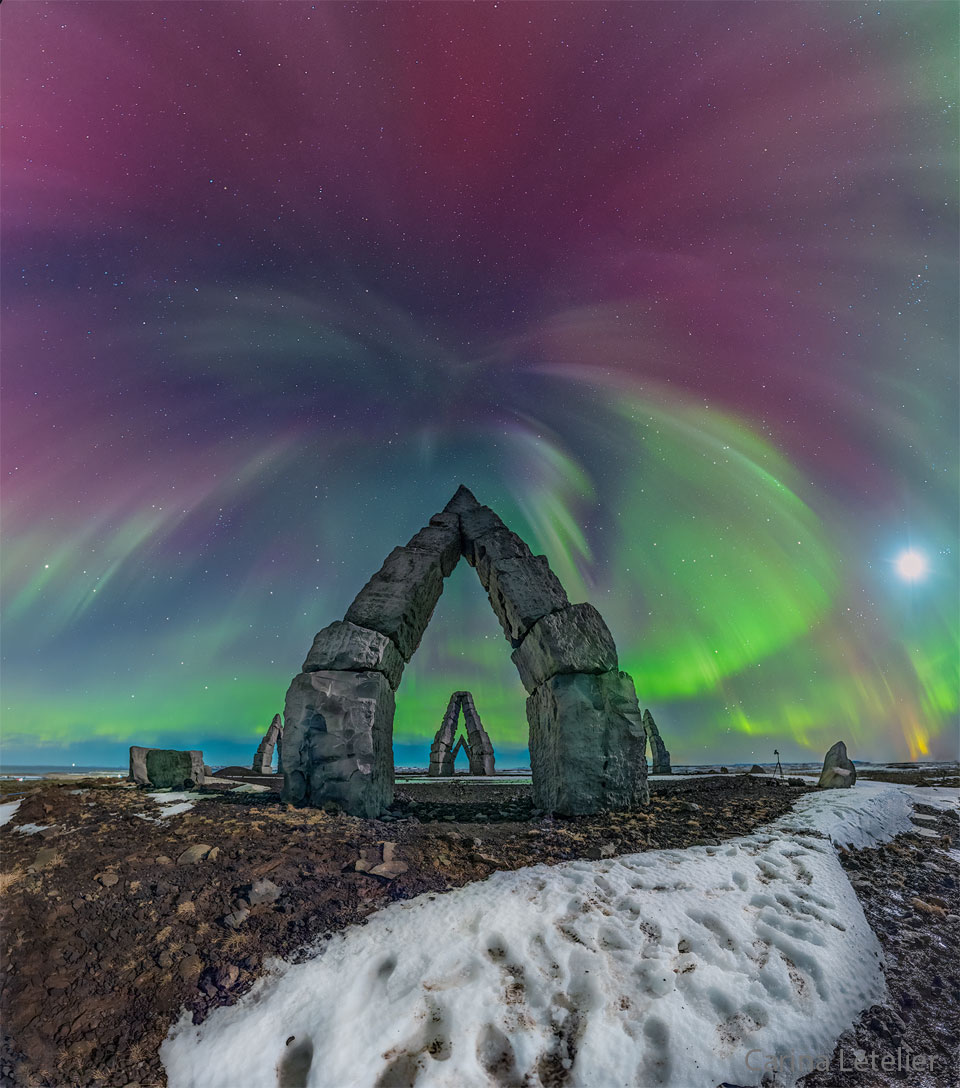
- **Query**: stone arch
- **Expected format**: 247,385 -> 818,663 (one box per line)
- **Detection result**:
281,486 -> 648,816
429,690 -> 496,776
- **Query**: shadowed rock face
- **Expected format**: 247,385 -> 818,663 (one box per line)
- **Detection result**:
252,714 -> 282,774
282,485 -> 647,816
642,708 -> 672,775
428,691 -> 496,776
818,740 -> 857,788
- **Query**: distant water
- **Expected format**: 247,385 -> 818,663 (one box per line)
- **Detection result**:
0,764 -> 127,780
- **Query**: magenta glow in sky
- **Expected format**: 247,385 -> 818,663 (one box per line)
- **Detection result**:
2,2 -> 957,767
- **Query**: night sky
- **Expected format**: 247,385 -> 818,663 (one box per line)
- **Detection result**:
3,2 -> 957,768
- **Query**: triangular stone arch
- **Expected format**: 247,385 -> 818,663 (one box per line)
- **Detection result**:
429,690 -> 496,776
281,486 -> 649,816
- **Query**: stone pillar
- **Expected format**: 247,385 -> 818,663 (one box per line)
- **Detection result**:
429,692 -> 461,776
460,692 -> 495,775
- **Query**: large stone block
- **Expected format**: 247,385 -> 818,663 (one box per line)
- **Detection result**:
302,620 -> 405,689
486,555 -> 570,646
526,670 -> 648,815
345,545 -> 445,660
511,603 -> 618,694
129,746 -> 205,789
281,669 -> 395,817
472,528 -> 533,589
405,514 -> 461,577
818,740 -> 856,788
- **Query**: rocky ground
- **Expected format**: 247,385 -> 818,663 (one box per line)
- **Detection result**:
0,771 -> 955,1088
0,773 -> 800,1088
798,801 -> 959,1088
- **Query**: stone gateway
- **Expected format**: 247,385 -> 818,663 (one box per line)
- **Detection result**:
281,486 -> 649,817
429,691 -> 496,776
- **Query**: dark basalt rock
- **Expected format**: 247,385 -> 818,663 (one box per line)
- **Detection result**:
526,669 -> 648,815
818,740 -> 857,788
486,555 -> 569,646
281,669 -> 395,817
344,545 -> 445,660
302,619 -> 405,689
511,602 -> 618,694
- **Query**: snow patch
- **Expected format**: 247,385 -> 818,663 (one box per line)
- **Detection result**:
147,790 -> 208,819
163,783 -> 955,1088
0,800 -> 22,827
15,823 -> 52,835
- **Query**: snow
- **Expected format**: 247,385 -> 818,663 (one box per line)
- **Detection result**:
15,823 -> 51,834
164,782 -> 959,1088
147,790 -> 209,819
0,800 -> 22,827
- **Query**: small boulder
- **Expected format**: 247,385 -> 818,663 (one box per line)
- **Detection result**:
94,872 -> 120,887
177,844 -> 217,865
748,764 -> 766,774
817,741 -> 857,789
223,906 -> 250,929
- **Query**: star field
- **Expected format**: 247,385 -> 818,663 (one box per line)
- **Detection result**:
2,2 -> 957,766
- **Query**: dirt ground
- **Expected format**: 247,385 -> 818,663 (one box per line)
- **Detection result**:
0,773 -> 804,1088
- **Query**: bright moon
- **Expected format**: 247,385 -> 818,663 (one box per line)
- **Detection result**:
895,549 -> 929,582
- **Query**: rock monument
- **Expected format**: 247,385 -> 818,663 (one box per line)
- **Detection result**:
429,691 -> 496,776
818,740 -> 856,788
252,713 -> 283,774
129,746 -> 205,789
642,708 -> 672,774
281,485 -> 648,817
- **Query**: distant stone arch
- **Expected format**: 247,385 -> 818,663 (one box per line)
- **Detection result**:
429,690 -> 496,776
281,486 -> 648,816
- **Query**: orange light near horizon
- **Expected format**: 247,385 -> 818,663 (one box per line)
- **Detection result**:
903,715 -> 930,760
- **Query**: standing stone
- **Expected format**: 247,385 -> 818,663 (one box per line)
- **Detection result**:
526,670 -> 648,814
642,709 -> 672,775
252,714 -> 282,774
818,740 -> 857,788
281,669 -> 395,817
129,747 -> 205,789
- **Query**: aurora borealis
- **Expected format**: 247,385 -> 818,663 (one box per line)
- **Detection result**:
2,2 -> 957,768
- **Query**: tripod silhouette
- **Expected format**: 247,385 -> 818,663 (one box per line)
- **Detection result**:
773,748 -> 784,779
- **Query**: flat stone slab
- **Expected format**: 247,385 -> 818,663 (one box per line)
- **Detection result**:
302,620 -> 405,689
281,669 -> 395,817
511,602 -> 618,693
345,546 -> 445,660
486,555 -> 570,645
